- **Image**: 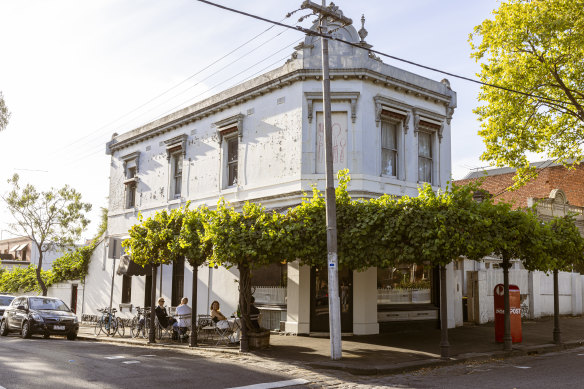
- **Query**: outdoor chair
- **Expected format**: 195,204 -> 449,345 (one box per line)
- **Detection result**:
174,313 -> 192,343
154,316 -> 174,341
196,314 -> 215,343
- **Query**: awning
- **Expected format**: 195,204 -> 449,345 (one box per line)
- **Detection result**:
116,254 -> 152,276
9,243 -> 28,252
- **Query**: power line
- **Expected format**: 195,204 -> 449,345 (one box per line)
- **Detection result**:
196,0 -> 577,109
46,18 -> 290,161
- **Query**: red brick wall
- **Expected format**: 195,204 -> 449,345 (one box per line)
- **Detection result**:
455,164 -> 584,209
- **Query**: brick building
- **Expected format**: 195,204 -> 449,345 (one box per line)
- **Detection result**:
455,160 -> 584,209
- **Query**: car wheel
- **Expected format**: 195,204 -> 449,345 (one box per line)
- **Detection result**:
66,332 -> 77,341
21,321 -> 32,339
43,332 -> 50,339
0,320 -> 8,336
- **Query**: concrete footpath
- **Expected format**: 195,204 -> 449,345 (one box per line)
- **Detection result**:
77,316 -> 584,376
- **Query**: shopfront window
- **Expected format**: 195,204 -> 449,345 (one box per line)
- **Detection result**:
377,264 -> 432,305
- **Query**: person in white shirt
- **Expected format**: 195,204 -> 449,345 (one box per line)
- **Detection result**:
174,297 -> 192,339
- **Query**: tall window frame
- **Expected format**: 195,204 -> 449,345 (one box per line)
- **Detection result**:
413,108 -> 445,186
374,96 -> 412,180
164,134 -> 188,201
121,151 -> 140,209
215,113 -> 244,189
121,274 -> 132,304
417,131 -> 433,184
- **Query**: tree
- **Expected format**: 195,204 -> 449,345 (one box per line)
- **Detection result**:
0,91 -> 10,132
180,206 -> 213,347
123,206 -> 186,343
470,0 -> 584,186
206,200 -> 285,352
540,216 -> 584,344
2,174 -> 91,296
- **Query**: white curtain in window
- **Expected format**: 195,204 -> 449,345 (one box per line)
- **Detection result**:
381,121 -> 397,176
418,132 -> 432,183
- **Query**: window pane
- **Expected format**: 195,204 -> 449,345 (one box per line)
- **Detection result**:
418,132 -> 431,158
381,122 -> 397,149
382,149 -> 396,176
228,163 -> 238,186
418,158 -> 432,183
377,265 -> 432,305
227,138 -> 238,162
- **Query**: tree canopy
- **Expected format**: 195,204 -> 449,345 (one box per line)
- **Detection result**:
0,91 -> 9,132
2,174 -> 92,295
470,0 -> 584,186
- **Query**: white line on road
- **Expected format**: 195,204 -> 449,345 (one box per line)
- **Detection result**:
226,378 -> 310,389
142,355 -> 156,357
514,366 -> 531,369
104,356 -> 126,359
122,361 -> 141,364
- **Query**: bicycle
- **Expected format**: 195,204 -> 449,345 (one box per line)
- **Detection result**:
95,307 -> 125,337
130,306 -> 150,338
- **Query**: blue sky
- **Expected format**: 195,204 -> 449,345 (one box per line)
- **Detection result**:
0,0 -> 500,239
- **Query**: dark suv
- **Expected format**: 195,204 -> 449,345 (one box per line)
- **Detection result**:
0,296 -> 79,340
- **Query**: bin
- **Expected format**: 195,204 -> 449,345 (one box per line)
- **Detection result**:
494,283 -> 522,343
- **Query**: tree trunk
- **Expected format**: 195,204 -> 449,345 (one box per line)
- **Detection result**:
190,264 -> 198,347
148,265 -> 158,344
36,250 -> 47,296
238,263 -> 251,352
439,265 -> 450,359
502,259 -> 512,351
553,269 -> 561,344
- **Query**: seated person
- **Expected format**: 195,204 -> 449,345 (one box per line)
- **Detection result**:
210,300 -> 240,342
174,297 -> 192,331
154,297 -> 177,329
249,296 -> 261,331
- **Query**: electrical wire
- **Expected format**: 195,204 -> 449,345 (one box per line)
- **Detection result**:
196,0 -> 578,109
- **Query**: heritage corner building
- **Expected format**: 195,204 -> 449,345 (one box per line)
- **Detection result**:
82,8 -> 460,334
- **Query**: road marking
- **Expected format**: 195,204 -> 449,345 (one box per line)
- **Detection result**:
577,353 -> 584,356
514,366 -> 531,369
226,378 -> 310,389
122,361 -> 140,364
104,356 -> 125,359
142,354 -> 156,357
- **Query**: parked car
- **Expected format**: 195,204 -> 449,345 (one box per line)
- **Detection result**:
0,295 -> 15,318
0,296 -> 79,340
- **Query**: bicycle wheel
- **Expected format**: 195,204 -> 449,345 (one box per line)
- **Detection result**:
143,316 -> 150,338
130,316 -> 139,338
105,315 -> 117,336
94,317 -> 103,336
116,317 -> 125,337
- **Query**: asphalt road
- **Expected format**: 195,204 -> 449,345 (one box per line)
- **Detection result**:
0,334 -> 307,389
383,347 -> 584,389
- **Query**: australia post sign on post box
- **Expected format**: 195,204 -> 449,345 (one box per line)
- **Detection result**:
494,284 -> 522,343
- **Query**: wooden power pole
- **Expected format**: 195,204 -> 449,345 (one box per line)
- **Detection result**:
300,0 -> 352,361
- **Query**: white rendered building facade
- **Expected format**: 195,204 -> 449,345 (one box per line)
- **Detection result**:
82,14 -> 462,333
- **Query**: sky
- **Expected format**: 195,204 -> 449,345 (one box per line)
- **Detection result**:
0,0 -> 501,240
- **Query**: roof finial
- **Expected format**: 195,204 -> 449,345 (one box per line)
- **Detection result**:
358,14 -> 368,43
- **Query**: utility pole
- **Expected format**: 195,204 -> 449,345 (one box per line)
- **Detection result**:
300,0 -> 351,361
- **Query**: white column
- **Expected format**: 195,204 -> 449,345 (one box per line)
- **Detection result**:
285,261 -> 311,334
352,267 -> 379,335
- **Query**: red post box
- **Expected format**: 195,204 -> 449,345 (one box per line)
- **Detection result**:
494,284 -> 522,343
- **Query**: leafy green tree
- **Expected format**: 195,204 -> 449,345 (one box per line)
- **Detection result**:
0,91 -> 10,132
206,200 -> 285,351
180,206 -> 213,346
470,0 -> 584,185
52,208 -> 108,283
123,206 -> 186,343
540,216 -> 584,344
2,174 -> 92,296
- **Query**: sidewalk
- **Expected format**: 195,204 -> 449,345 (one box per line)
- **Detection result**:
77,316 -> 584,375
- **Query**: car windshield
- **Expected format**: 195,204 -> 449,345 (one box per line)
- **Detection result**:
29,297 -> 70,312
0,296 -> 14,306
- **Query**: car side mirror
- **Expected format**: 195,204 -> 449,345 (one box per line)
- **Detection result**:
17,305 -> 26,311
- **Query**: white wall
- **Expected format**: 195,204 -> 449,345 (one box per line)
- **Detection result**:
468,269 -> 584,323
